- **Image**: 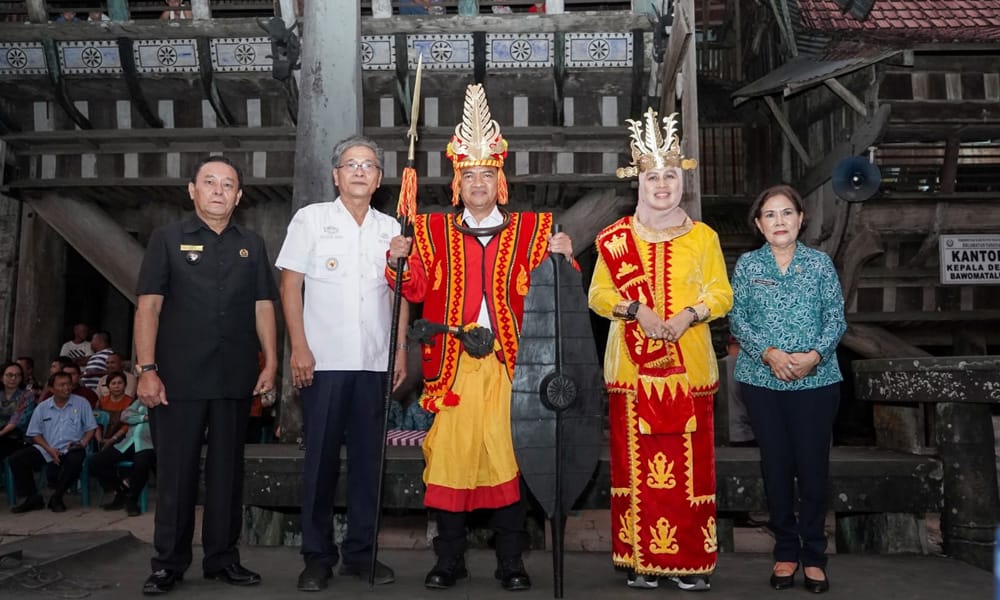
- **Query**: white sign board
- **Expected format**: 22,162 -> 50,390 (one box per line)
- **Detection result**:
939,234 -> 1000,285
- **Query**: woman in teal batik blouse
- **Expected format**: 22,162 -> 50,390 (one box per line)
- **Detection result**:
729,184 -> 846,595
87,396 -> 155,517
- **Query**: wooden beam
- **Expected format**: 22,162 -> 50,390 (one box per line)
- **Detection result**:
678,0 -> 701,221
825,78 -> 869,118
764,95 -> 811,165
796,104 -> 890,198
904,201 -> 947,268
25,193 -> 145,304
658,0 -> 692,116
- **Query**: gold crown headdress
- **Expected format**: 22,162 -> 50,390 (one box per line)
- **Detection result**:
446,83 -> 509,206
616,108 -> 698,178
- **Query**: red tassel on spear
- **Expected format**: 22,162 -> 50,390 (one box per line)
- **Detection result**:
369,54 -> 422,590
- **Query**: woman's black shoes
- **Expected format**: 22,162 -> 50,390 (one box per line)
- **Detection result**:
769,565 -> 797,590
803,568 -> 829,594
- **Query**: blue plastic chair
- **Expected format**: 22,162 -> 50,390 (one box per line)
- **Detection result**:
3,457 -> 15,507
79,411 -> 110,507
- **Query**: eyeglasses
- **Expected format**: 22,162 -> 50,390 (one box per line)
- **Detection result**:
3,372 -> 20,378
337,160 -> 380,174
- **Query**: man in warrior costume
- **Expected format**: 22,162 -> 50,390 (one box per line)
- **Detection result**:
588,108 -> 733,591
386,83 -> 574,592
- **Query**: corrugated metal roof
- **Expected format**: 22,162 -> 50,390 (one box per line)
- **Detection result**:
731,50 -> 897,106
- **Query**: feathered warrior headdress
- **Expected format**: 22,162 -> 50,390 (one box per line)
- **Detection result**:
446,83 -> 509,206
616,108 -> 698,178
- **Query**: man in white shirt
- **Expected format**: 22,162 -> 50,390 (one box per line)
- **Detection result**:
276,135 -> 408,592
59,323 -> 93,366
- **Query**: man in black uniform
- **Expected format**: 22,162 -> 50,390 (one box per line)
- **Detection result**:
134,156 -> 278,595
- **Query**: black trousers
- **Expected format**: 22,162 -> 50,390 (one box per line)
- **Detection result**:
9,445 -> 86,499
0,435 -> 27,463
432,479 -> 529,563
300,371 -> 384,568
149,397 -> 250,574
741,382 -> 840,568
88,445 -> 156,501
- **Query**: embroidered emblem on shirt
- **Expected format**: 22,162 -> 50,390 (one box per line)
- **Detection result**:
645,452 -> 677,489
702,516 -> 718,553
239,248 -> 249,258
185,251 -> 202,265
515,265 -> 528,296
326,258 -> 338,270
603,232 -> 628,259
180,244 -> 203,251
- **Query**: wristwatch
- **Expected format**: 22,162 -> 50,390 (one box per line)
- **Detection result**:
625,301 -> 641,320
136,363 -> 158,375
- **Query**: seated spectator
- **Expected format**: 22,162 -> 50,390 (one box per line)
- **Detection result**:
398,0 -> 430,14
98,371 -> 133,444
59,323 -> 93,367
96,353 -> 137,399
89,396 -> 154,516
1,362 -> 35,463
492,4 -> 513,13
42,363 -> 99,410
9,372 -> 97,513
40,356 -> 75,400
528,2 -> 545,13
81,330 -> 114,391
54,10 -> 80,22
16,356 -> 42,400
160,0 -> 192,20
87,11 -> 110,22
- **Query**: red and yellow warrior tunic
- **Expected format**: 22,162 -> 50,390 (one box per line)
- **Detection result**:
588,216 -> 733,577
388,211 -> 554,512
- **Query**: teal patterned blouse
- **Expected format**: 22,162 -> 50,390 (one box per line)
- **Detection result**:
730,241 -> 847,391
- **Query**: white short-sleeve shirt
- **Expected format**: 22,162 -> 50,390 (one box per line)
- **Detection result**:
275,199 -> 400,372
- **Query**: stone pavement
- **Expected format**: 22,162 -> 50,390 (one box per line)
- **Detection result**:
0,491 -> 987,599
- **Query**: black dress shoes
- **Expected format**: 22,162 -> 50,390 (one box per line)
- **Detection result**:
47,495 -> 67,513
296,563 -> 332,592
142,569 -> 183,595
203,563 -> 262,586
339,559 -> 396,585
803,568 -> 830,594
495,557 -> 532,591
11,494 -> 44,514
424,555 -> 469,589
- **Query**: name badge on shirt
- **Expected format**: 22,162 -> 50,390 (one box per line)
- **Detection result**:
752,278 -> 777,286
180,244 -> 203,251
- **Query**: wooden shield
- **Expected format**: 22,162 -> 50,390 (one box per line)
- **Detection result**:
511,256 -> 604,519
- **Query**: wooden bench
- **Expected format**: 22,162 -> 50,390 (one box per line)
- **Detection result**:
242,442 -> 942,553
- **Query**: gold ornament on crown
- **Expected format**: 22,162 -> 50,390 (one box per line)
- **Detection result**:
616,108 -> 698,179
446,83 -> 509,205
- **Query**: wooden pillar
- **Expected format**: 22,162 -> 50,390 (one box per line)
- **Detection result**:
678,0 -> 701,221
191,0 -> 212,20
372,0 -> 392,18
0,195 -> 21,358
25,0 -> 47,23
107,0 -> 130,21
281,0 -> 363,443
12,205 -> 67,376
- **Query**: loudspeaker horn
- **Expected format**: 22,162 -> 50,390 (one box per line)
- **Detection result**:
832,156 -> 881,203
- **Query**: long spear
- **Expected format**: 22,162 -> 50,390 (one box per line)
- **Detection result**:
369,54 -> 422,590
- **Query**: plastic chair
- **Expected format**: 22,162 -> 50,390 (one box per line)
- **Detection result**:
3,457 -> 15,507
79,411 -> 110,507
